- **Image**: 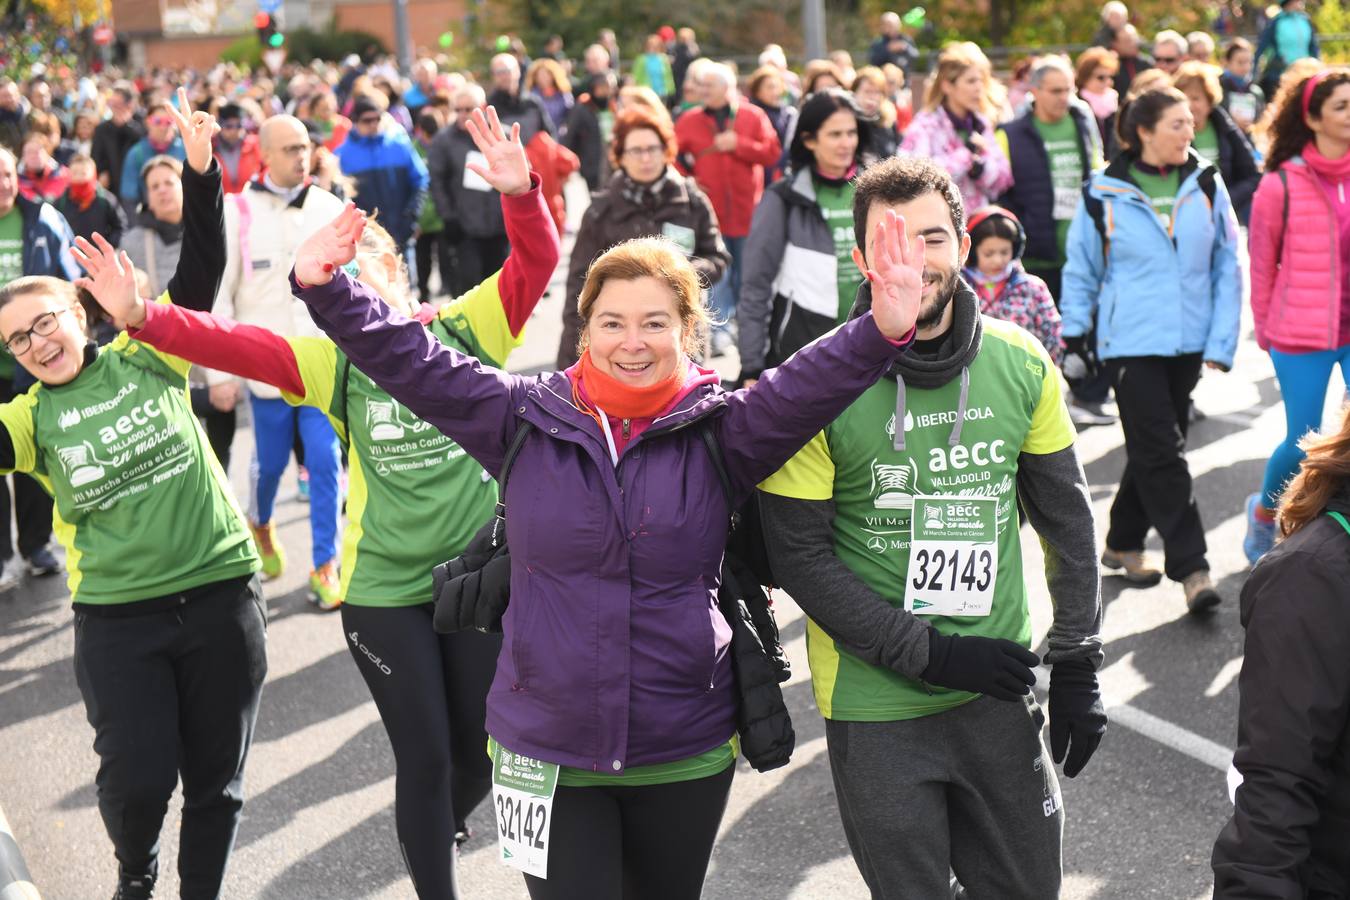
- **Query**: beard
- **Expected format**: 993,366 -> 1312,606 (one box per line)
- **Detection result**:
915,266 -> 962,331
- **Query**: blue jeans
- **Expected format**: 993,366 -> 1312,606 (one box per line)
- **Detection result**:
250,395 -> 341,569
1261,344 -> 1350,507
711,235 -> 746,334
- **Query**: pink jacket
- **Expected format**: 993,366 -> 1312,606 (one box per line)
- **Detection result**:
1249,158 -> 1343,352
900,107 -> 1012,213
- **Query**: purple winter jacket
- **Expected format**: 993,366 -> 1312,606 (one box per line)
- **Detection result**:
291,268 -> 907,773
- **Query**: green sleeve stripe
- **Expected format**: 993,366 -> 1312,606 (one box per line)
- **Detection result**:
759,430 -> 836,500
284,338 -> 343,436
438,271 -> 522,367
0,386 -> 39,474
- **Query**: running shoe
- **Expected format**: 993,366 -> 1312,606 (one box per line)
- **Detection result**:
250,521 -> 286,580
297,465 -> 310,503
1069,398 -> 1117,428
111,869 -> 156,900
0,556 -> 23,592
1100,547 -> 1163,585
27,544 -> 61,577
308,560 -> 341,611
1242,493 -> 1276,565
1183,570 -> 1222,614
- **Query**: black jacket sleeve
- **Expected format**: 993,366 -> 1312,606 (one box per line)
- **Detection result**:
760,491 -> 933,676
166,159 -> 225,312
1212,524 -> 1350,899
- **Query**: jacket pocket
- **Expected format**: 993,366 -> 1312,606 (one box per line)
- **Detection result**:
506,568 -> 535,689
694,598 -> 718,692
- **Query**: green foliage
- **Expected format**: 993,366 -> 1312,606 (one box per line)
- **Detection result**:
285,24 -> 388,64
220,35 -> 264,69
1314,0 -> 1350,62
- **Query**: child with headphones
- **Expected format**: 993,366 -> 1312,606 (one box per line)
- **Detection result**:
963,206 -> 1063,364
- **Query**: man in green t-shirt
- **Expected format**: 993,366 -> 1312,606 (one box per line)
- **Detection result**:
760,156 -> 1104,899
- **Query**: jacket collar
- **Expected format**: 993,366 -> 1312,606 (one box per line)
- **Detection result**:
1097,149 -> 1206,203
525,369 -> 727,447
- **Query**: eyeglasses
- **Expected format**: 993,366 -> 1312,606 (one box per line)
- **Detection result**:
147,116 -> 173,127
279,142 -> 311,155
1155,56 -> 1180,65
623,145 -> 665,159
4,308 -> 69,356
220,120 -> 242,129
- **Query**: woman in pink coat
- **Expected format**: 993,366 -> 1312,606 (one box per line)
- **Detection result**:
1244,66 -> 1350,564
899,43 -> 1013,212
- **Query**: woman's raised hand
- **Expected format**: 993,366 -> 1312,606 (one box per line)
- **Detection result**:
72,233 -> 147,329
864,210 -> 924,341
464,106 -> 531,197
167,87 -> 220,175
293,203 -> 367,287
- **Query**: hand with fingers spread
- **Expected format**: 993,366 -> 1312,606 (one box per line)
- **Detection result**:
464,106 -> 532,197
72,233 -> 147,330
168,86 -> 220,175
294,203 -> 368,287
863,209 -> 924,341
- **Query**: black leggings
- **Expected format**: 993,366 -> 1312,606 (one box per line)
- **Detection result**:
523,764 -> 735,900
339,602 -> 502,899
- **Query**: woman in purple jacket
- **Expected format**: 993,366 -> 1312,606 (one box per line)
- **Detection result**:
288,107 -> 925,900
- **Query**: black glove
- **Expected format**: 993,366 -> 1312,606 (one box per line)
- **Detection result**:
1061,334 -> 1099,381
432,519 -> 511,633
1048,658 -> 1107,778
921,630 -> 1040,701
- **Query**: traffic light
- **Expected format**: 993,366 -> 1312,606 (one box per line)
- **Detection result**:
254,12 -> 284,48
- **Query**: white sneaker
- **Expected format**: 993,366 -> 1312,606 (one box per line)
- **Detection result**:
0,557 -> 24,592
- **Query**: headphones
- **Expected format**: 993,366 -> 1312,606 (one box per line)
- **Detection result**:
966,205 -> 1026,260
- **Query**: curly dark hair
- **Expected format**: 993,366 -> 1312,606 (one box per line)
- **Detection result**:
1261,67 -> 1350,173
852,155 -> 966,255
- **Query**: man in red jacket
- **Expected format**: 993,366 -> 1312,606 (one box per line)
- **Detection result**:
675,62 -> 781,355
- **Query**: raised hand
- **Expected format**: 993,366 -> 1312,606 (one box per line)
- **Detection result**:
464,107 -> 531,197
863,210 -> 924,341
294,203 -> 368,287
167,86 -> 220,175
72,233 -> 146,329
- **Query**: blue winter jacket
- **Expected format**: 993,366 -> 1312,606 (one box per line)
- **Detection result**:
1060,152 -> 1242,369
335,130 -> 429,247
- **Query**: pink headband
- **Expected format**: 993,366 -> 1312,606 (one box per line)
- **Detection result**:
1303,70 -> 1332,118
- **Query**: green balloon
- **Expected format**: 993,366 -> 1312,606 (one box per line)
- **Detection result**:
902,7 -> 926,27
439,31 -> 454,48
495,35 -> 511,51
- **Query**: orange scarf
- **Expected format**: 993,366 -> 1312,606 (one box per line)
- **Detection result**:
572,349 -> 685,425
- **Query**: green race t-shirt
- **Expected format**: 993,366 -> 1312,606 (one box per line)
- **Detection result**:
1129,164 -> 1181,231
815,175 -> 862,325
761,318 -> 1075,721
1193,122 -> 1220,168
0,328 -> 259,603
284,272 -> 522,606
1031,114 -> 1084,265
0,208 -> 25,382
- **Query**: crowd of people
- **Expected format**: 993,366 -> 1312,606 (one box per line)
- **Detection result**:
0,5 -> 1348,898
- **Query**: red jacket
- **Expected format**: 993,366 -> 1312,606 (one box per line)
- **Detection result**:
214,134 -> 264,195
525,131 -> 581,236
675,100 -> 781,238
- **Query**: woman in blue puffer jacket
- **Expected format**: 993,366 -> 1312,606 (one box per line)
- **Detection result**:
1060,86 -> 1242,614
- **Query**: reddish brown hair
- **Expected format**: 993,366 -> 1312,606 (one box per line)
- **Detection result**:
608,107 -> 677,169
575,239 -> 710,358
1279,405 -> 1350,536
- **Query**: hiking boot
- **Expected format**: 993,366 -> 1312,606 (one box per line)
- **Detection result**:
27,544 -> 61,577
308,560 -> 341,611
250,521 -> 286,580
1243,493 -> 1276,565
111,870 -> 156,900
1183,570 -> 1222,614
1100,547 -> 1163,585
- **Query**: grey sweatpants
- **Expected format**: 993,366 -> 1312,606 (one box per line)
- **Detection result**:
825,694 -> 1064,900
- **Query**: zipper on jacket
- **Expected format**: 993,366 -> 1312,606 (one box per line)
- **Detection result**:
622,418 -> 631,440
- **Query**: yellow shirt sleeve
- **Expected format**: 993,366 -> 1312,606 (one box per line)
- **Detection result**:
437,271 -> 523,367
281,337 -> 345,440
0,386 -> 39,475
758,430 -> 836,500
1022,344 -> 1076,456
113,293 -> 192,381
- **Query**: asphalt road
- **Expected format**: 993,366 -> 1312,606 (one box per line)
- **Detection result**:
0,206 -> 1336,899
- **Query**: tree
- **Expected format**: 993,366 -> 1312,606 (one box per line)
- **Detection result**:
26,0 -> 104,28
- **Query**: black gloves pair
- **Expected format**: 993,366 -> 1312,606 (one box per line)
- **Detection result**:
1061,335 -> 1100,382
921,631 -> 1106,777
431,519 -> 512,634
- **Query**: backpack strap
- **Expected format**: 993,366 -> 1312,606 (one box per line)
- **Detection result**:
232,191 -> 253,283
1276,168 -> 1290,268
490,420 -> 534,547
1082,186 -> 1110,262
1328,510 -> 1350,536
695,419 -> 740,532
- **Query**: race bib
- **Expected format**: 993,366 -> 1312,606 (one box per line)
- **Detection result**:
1053,185 -> 1079,221
492,743 -> 558,879
463,151 -> 493,192
904,495 -> 998,617
661,222 -> 697,254
1228,93 -> 1257,127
